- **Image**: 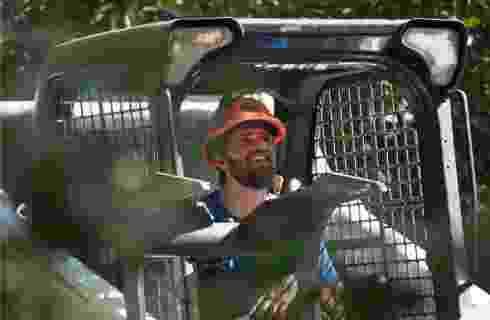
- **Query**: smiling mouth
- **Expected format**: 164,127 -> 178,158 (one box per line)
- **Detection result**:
249,155 -> 271,162
252,160 -> 270,167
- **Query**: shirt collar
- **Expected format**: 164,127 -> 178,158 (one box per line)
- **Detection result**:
205,188 -> 277,221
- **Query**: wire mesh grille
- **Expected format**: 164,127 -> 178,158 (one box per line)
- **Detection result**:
56,82 -> 191,320
313,79 -> 437,319
57,85 -> 155,162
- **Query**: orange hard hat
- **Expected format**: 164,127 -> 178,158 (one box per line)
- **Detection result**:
202,94 -> 287,168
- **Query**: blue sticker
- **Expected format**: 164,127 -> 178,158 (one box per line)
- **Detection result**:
79,80 -> 97,97
256,34 -> 288,49
271,38 -> 288,49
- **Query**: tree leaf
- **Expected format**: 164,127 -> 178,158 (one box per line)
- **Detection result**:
476,0 -> 490,9
341,8 -> 352,15
465,16 -> 482,28
141,5 -> 159,12
96,2 -> 117,14
94,12 -> 106,23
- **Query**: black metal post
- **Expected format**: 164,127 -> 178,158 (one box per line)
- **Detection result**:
418,98 -> 471,319
151,87 -> 193,320
163,87 -> 192,320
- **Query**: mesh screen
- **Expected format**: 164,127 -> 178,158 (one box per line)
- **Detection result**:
313,79 -> 437,319
57,84 -> 191,320
57,86 -> 155,162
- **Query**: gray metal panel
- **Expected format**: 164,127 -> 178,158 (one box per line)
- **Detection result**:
51,18 -> 408,53
236,18 -> 409,34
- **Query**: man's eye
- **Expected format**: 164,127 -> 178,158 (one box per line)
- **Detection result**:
240,134 -> 269,144
240,136 -> 255,144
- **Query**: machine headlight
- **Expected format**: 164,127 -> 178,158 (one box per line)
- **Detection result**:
402,27 -> 460,86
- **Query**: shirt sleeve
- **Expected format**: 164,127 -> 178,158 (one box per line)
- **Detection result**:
318,239 -> 338,285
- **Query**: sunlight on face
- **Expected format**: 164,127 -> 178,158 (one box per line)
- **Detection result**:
222,123 -> 275,189
225,126 -> 274,160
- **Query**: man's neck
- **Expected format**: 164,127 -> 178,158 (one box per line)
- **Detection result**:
223,178 -> 268,220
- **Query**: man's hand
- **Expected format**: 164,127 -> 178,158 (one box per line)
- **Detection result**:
253,274 -> 299,320
320,286 -> 337,306
253,283 -> 340,320
272,174 -> 285,195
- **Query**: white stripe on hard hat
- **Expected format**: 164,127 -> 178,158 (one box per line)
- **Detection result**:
242,92 -> 275,116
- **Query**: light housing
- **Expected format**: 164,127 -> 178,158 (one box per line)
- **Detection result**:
166,18 -> 243,85
402,27 -> 459,86
169,17 -> 243,51
191,28 -> 228,49
399,19 -> 466,88
171,27 -> 233,51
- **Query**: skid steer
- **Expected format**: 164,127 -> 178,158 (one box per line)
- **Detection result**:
0,16 -> 487,320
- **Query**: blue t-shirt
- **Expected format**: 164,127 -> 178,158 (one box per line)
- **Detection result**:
197,189 -> 337,284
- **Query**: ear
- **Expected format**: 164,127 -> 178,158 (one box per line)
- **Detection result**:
208,159 -> 226,170
211,149 -> 228,171
214,159 -> 227,171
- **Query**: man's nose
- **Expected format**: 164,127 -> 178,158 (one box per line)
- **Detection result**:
254,138 -> 273,152
248,132 -> 269,144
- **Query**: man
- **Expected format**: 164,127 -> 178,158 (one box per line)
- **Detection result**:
191,93 -> 338,320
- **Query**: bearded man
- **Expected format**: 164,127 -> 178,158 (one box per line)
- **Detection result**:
189,94 -> 338,320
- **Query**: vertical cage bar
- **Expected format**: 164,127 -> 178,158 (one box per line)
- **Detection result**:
416,98 -> 470,319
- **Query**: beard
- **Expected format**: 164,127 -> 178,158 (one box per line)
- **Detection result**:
224,152 -> 274,190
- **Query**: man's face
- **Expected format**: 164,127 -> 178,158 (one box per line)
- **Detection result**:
222,122 -> 275,190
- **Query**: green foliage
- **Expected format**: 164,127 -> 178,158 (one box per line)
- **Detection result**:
464,49 -> 490,113
1,241 -> 116,320
465,16 -> 481,28
0,38 -> 17,97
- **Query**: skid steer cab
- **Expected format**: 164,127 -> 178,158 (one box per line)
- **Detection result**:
0,17 -> 486,320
